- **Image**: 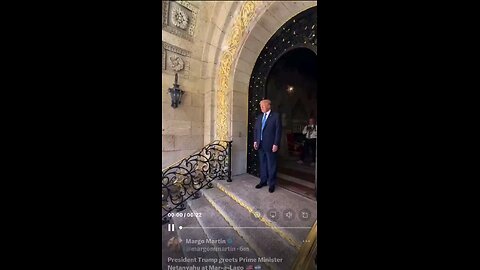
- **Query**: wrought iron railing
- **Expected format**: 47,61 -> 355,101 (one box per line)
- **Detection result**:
162,140 -> 232,224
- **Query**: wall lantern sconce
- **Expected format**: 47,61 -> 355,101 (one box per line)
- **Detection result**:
168,73 -> 184,108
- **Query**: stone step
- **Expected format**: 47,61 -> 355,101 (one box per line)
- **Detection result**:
170,203 -> 220,267
215,174 -> 317,248
277,177 -> 317,201
201,186 -> 298,270
278,166 -> 316,183
186,193 -> 270,269
277,172 -> 315,189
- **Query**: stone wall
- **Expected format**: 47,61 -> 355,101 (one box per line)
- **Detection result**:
162,1 -> 240,169
161,1 -> 211,168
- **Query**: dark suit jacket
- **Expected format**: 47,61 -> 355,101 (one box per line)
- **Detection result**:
254,111 -> 282,150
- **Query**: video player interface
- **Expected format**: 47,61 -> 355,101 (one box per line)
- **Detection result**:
162,176 -> 317,270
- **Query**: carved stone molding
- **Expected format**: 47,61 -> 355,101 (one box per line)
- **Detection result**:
171,6 -> 189,29
162,1 -> 198,41
169,55 -> 185,72
215,1 -> 257,141
162,42 -> 191,77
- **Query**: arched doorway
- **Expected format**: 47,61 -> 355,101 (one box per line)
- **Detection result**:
246,7 -> 317,199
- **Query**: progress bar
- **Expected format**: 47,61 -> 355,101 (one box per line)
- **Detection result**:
180,227 -> 311,229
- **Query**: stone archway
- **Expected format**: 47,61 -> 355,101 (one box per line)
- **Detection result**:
228,1 -> 317,176
246,5 -> 317,175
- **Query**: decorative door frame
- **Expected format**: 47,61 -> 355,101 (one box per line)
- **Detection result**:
247,7 -> 317,178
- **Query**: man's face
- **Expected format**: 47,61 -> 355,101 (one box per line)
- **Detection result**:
260,101 -> 270,113
308,118 -> 315,125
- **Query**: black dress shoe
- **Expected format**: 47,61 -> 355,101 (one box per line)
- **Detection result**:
269,186 -> 275,193
255,183 -> 266,189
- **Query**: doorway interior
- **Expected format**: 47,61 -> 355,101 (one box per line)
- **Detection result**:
266,48 -> 317,200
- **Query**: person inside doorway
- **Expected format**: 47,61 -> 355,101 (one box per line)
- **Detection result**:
298,117 -> 317,166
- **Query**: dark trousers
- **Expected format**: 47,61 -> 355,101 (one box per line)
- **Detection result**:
301,138 -> 316,162
258,143 -> 277,188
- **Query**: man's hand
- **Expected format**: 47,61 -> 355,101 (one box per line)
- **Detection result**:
272,145 -> 278,152
254,142 -> 258,150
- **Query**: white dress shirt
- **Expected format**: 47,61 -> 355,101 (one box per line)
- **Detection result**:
302,124 -> 317,139
263,110 -> 271,119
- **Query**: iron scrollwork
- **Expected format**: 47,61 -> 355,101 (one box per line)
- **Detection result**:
162,140 -> 232,224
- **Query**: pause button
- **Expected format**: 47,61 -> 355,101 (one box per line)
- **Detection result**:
168,224 -> 175,232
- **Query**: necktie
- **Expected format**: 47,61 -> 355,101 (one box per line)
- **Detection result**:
261,113 -> 267,141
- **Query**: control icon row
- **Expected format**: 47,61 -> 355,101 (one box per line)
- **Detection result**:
251,208 -> 312,221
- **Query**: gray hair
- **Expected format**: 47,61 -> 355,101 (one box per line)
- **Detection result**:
259,99 -> 271,105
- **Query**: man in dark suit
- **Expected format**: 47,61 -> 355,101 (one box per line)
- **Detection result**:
253,99 -> 282,193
